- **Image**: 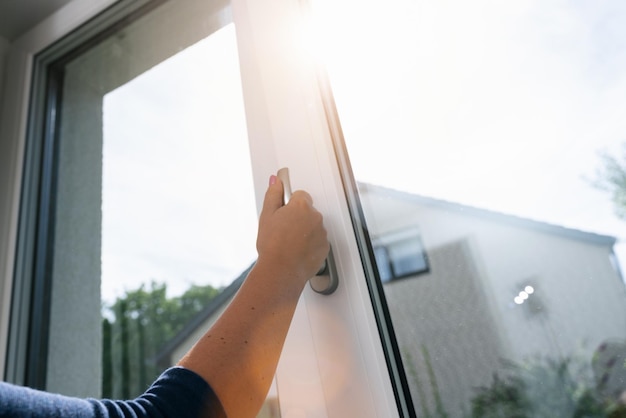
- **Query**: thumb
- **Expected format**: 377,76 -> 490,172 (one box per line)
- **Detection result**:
260,174 -> 284,220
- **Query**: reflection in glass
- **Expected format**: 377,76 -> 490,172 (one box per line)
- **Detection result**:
372,227 -> 429,282
318,0 -> 626,415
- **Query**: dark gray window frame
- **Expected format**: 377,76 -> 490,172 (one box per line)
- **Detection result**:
5,0 -> 164,389
316,73 -> 417,416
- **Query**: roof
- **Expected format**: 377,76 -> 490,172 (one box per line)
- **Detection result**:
155,263 -> 253,367
358,182 -> 617,247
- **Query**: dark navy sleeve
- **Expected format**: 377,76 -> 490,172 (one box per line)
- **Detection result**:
0,367 -> 226,418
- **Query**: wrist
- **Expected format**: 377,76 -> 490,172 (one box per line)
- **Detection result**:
252,255 -> 310,292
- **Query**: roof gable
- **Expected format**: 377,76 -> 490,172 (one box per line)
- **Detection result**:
359,182 -> 616,247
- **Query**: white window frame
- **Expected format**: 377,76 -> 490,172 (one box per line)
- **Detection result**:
0,0 -> 403,415
231,1 -> 400,415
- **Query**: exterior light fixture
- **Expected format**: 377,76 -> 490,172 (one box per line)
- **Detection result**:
514,285 -> 536,305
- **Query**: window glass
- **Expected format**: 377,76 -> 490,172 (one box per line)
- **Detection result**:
372,227 -> 428,282
45,2 -> 278,415
315,0 -> 626,415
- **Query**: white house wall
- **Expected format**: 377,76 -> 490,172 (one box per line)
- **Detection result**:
361,188 -> 626,358
470,214 -> 626,361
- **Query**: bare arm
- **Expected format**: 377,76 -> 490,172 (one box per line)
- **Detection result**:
177,174 -> 329,418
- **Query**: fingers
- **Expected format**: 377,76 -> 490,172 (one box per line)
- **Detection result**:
260,175 -> 285,222
289,190 -> 313,206
256,173 -> 329,281
261,174 -> 313,219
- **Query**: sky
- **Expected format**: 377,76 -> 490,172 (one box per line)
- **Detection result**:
102,25 -> 258,303
101,0 -> 626,303
318,0 -> 626,258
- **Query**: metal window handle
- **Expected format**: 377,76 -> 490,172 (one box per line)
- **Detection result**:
277,167 -> 338,295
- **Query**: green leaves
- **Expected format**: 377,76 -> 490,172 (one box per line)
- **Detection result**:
594,145 -> 626,220
101,281 -> 221,398
470,357 -> 615,418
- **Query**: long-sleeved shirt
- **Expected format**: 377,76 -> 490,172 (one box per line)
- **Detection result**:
0,367 -> 226,418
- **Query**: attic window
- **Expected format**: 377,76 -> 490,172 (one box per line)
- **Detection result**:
372,227 -> 429,282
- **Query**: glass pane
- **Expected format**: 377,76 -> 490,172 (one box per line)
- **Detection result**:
46,1 -> 279,415
316,0 -> 626,416
97,24 -> 258,399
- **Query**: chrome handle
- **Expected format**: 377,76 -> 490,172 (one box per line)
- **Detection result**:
278,167 -> 293,205
276,167 -> 338,295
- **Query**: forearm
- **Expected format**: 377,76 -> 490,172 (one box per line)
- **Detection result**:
178,174 -> 328,418
177,258 -> 307,418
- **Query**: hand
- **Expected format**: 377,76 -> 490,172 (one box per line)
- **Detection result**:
256,175 -> 329,284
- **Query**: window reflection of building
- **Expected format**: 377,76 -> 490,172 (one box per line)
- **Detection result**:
372,227 -> 429,283
359,183 -> 626,417
593,339 -> 626,405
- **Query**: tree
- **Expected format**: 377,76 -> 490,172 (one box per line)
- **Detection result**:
594,145 -> 626,220
101,281 -> 221,398
469,357 -> 622,418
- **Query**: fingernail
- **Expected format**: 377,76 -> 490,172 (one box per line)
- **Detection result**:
269,175 -> 277,185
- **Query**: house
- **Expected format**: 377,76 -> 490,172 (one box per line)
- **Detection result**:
156,182 -> 626,416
